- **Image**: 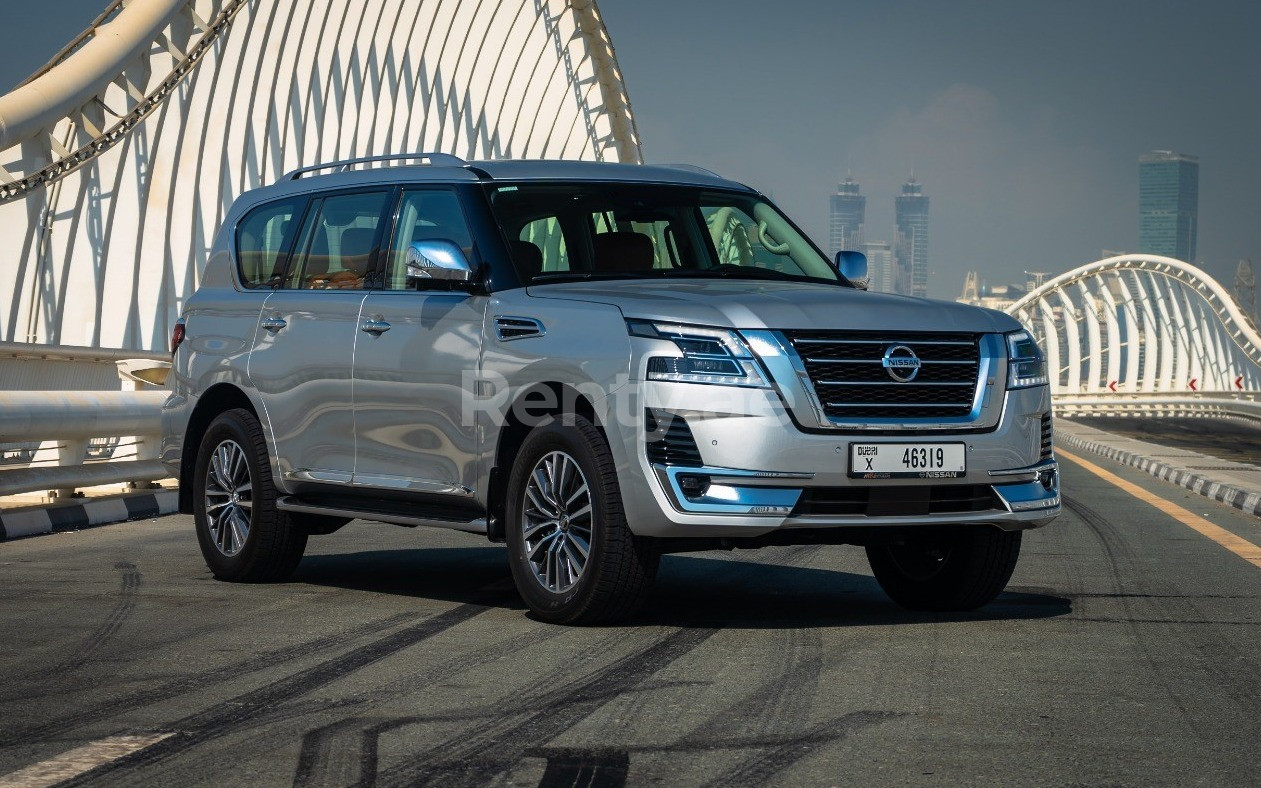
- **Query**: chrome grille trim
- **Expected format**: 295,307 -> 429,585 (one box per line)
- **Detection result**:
770,330 -> 1002,428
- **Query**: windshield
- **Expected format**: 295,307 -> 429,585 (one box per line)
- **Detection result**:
487,182 -> 844,286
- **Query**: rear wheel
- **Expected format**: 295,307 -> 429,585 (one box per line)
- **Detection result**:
193,408 -> 307,582
505,415 -> 658,624
866,527 -> 1021,611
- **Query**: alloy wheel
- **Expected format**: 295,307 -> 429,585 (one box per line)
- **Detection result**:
204,439 -> 253,557
521,450 -> 593,593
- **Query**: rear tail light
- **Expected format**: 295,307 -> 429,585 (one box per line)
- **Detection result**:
171,318 -> 186,353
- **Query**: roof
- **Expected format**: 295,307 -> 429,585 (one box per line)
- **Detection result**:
253,157 -> 749,199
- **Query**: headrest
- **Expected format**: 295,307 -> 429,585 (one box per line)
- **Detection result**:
592,232 -> 654,272
339,227 -> 376,274
510,240 -> 544,279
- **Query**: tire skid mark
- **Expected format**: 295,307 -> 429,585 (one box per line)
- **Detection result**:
1067,494 -> 1261,716
6,562 -> 141,684
703,710 -> 902,788
291,625 -> 573,788
372,626 -> 719,787
58,595 -> 506,786
1064,495 -> 1205,732
0,609 -> 419,748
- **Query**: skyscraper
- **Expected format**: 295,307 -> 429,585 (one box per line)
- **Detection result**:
828,176 -> 865,257
895,177 -> 929,298
862,241 -> 894,293
1139,150 -> 1198,262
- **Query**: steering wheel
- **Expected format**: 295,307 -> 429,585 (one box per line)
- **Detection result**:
756,221 -> 791,255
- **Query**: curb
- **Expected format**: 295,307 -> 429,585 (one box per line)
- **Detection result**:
0,490 -> 179,542
1056,429 -> 1261,519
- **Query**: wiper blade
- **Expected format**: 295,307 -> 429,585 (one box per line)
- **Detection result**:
661,266 -> 840,284
529,271 -> 651,283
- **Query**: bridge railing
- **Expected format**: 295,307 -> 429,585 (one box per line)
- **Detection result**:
1053,392 -> 1261,422
0,391 -> 171,498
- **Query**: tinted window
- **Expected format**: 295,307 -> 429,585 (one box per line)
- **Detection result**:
286,191 -> 389,290
236,198 -> 303,288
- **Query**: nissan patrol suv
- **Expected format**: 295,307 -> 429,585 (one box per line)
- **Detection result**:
161,154 -> 1059,624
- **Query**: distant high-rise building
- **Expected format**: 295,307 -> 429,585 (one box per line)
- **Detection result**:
828,176 -> 865,258
1139,150 -> 1198,262
895,177 -> 929,298
862,241 -> 895,293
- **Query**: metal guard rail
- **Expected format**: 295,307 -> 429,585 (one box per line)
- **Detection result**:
0,391 -> 169,497
1054,393 -> 1261,422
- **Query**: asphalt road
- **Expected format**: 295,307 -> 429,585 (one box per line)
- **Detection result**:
1,456 -> 1259,787
1072,415 -> 1261,465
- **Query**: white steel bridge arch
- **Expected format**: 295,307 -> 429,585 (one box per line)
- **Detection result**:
0,0 -> 641,352
1006,254 -> 1261,414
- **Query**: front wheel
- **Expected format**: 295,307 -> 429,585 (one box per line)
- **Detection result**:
193,408 -> 307,582
505,415 -> 658,624
866,527 -> 1021,611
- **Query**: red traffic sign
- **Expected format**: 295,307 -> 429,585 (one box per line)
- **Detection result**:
1188,378 -> 1198,392
1108,380 -> 1118,392
1237,375 -> 1245,390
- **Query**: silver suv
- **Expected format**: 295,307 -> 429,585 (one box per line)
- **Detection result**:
161,153 -> 1059,624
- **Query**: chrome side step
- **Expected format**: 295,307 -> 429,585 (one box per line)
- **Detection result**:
276,496 -> 487,535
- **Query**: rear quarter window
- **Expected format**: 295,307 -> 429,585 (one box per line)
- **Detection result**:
236,198 -> 304,288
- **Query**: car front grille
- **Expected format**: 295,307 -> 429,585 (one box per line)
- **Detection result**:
783,331 -> 982,421
1040,412 -> 1053,459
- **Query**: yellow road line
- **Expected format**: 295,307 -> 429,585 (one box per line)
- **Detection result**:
1058,448 -> 1261,569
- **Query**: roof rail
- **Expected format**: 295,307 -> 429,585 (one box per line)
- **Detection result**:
660,163 -> 723,179
284,152 -> 468,180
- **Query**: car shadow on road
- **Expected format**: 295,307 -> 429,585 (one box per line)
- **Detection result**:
290,546 -> 1072,628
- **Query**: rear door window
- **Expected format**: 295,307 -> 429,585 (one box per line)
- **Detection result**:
285,191 -> 390,290
236,198 -> 304,288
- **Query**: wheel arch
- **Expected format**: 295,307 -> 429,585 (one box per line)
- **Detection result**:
179,383 -> 260,514
487,381 -> 603,541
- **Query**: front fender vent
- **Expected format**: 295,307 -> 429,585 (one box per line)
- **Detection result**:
494,315 -> 545,341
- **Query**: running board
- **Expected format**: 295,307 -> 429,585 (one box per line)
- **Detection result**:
276,496 -> 487,535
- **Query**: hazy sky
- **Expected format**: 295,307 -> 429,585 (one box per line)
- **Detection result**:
4,1 -> 1258,297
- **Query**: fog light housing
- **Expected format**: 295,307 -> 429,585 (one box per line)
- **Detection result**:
677,473 -> 711,499
1038,467 -> 1057,490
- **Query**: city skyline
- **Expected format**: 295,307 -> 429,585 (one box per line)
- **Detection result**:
896,178 -> 930,299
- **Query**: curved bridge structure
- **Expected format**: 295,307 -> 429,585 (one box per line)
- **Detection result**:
1006,254 -> 1261,418
0,0 -> 641,351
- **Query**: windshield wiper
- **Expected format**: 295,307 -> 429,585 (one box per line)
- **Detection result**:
529,271 -> 652,284
660,266 -> 844,285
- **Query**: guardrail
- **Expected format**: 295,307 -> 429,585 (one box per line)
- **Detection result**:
1054,393 -> 1261,422
0,391 -> 169,498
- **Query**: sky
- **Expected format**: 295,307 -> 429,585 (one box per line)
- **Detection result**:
3,1 -> 1259,298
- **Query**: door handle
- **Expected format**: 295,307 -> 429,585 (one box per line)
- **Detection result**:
361,318 -> 391,335
261,317 -> 287,332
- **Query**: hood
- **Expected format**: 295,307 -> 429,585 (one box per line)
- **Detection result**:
527,279 -> 1020,334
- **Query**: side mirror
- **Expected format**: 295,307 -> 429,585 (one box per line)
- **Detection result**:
835,250 -> 868,290
406,239 -> 474,284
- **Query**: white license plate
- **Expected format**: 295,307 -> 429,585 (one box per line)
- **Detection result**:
849,443 -> 966,479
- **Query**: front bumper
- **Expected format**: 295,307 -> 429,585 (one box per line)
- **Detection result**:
613,381 -> 1059,539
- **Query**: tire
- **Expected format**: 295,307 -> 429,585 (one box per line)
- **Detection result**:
865,527 -> 1021,612
505,415 -> 658,624
192,408 -> 307,582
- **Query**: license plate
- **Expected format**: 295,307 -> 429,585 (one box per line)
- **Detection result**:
849,443 -> 966,479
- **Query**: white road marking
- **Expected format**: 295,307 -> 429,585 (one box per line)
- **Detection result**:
0,733 -> 173,787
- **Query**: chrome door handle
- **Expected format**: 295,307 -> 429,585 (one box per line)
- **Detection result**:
361,319 -> 391,335
261,317 -> 287,332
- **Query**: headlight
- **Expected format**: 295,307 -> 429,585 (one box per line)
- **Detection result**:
1006,330 -> 1047,389
627,320 -> 770,387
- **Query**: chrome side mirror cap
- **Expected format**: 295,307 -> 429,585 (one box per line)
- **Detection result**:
835,250 -> 868,290
406,239 -> 474,283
